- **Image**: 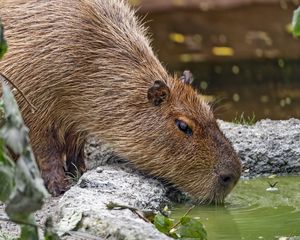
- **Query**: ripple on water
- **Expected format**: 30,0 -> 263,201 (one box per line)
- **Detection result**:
172,176 -> 300,240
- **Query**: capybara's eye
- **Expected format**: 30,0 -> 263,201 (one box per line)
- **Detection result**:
175,119 -> 193,137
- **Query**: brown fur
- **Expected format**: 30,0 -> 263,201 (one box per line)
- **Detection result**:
0,0 -> 241,202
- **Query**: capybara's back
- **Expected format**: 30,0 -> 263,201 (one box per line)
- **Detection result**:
0,0 -> 241,202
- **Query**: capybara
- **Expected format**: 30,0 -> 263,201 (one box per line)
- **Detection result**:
0,0 -> 241,203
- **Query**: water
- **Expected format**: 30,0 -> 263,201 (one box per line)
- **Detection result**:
172,176 -> 300,240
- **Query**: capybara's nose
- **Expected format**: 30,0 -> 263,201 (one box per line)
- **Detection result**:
219,172 -> 237,188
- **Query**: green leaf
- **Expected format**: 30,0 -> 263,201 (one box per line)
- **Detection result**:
6,155 -> 48,220
0,165 -> 14,201
19,215 -> 39,240
292,7 -> 300,36
0,84 -> 49,239
0,84 -> 29,155
154,213 -> 174,235
0,84 -> 48,221
176,217 -> 207,240
0,22 -> 8,59
0,140 -> 14,167
0,100 -> 5,128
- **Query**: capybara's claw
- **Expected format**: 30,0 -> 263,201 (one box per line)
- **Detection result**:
42,169 -> 70,196
46,179 -> 70,197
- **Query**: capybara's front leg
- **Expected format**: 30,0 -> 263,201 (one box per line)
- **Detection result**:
39,155 -> 69,196
32,128 -> 70,196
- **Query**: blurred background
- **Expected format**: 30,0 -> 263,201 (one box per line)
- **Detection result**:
129,0 -> 300,121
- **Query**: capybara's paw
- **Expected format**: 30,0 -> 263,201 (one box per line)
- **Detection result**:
42,172 -> 70,196
46,179 -> 70,197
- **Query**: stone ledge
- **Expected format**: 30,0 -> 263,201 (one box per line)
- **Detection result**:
56,119 -> 300,239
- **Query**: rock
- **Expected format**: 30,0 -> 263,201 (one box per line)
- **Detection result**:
40,119 -> 300,239
218,118 -> 300,178
57,166 -> 171,240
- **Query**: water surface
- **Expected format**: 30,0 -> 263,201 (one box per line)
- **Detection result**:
172,176 -> 300,240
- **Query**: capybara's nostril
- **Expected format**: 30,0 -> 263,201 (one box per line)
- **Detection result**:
219,173 -> 236,187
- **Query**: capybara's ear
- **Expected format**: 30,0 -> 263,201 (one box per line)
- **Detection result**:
147,80 -> 170,106
180,70 -> 193,85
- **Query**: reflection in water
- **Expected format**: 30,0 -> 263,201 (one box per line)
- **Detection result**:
172,176 -> 300,240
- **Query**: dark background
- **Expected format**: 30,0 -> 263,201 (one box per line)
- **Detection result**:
130,0 -> 300,121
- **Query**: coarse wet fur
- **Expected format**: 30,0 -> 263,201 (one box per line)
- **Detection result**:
0,0 -> 241,203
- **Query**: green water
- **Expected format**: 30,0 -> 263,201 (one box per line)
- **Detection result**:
172,176 -> 300,240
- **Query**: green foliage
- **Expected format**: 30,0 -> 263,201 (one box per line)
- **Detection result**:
0,21 -> 8,59
154,212 -> 207,239
154,213 -> 175,235
292,7 -> 300,36
0,84 -> 49,239
0,140 -> 15,202
107,202 -> 207,239
176,217 -> 207,239
232,112 -> 256,125
0,85 -> 61,239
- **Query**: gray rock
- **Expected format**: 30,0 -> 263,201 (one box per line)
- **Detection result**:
57,166 -> 171,240
56,119 -> 300,239
218,118 -> 300,178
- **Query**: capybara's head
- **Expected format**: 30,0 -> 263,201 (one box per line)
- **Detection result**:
108,73 -> 241,203
123,77 -> 242,204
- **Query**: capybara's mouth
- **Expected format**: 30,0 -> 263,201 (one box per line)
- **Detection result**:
193,190 -> 227,205
166,180 -> 237,206
193,189 -> 232,205
191,170 -> 241,205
